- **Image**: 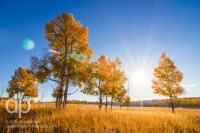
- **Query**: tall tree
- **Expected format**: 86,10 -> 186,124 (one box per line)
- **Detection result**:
152,52 -> 184,113
7,67 -> 38,109
31,13 -> 93,108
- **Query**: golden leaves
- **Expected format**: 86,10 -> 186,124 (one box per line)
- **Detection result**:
152,52 -> 184,98
82,55 -> 128,103
7,67 -> 38,98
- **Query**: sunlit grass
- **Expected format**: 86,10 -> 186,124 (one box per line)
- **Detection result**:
0,103 -> 200,132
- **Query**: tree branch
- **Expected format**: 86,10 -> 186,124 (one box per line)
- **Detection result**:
47,78 -> 61,84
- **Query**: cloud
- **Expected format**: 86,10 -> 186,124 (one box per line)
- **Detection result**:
183,84 -> 197,88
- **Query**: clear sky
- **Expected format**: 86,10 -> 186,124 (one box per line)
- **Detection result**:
0,0 -> 200,102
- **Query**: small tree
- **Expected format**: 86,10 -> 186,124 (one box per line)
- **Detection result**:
0,86 -> 5,101
152,52 -> 184,113
124,96 -> 131,109
40,91 -> 45,103
115,88 -> 127,110
7,67 -> 38,109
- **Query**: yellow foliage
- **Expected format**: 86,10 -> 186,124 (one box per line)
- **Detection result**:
7,67 -> 38,98
152,52 -> 184,98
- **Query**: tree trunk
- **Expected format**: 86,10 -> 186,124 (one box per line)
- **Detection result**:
63,77 -> 69,109
57,88 -> 63,108
111,88 -> 114,110
120,104 -> 122,110
111,96 -> 113,110
56,77 -> 64,108
170,98 -> 175,113
17,92 -> 20,113
105,94 -> 108,110
99,91 -> 102,111
98,80 -> 102,111
62,39 -> 69,109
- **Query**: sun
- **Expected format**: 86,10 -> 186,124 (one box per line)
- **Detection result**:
130,70 -> 149,86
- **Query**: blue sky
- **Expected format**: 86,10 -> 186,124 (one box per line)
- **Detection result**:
0,0 -> 200,102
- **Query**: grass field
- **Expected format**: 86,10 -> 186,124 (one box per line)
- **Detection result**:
0,102 -> 200,133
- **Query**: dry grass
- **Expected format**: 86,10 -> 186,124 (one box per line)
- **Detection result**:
0,102 -> 200,133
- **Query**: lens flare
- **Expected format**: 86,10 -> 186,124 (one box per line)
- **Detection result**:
48,49 -> 60,55
68,53 -> 87,62
23,39 -> 35,50
48,49 -> 87,62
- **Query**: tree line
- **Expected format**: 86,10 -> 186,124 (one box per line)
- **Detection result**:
127,98 -> 200,108
34,97 -> 200,109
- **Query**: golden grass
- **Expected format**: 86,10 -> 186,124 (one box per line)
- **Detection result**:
0,103 -> 200,133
